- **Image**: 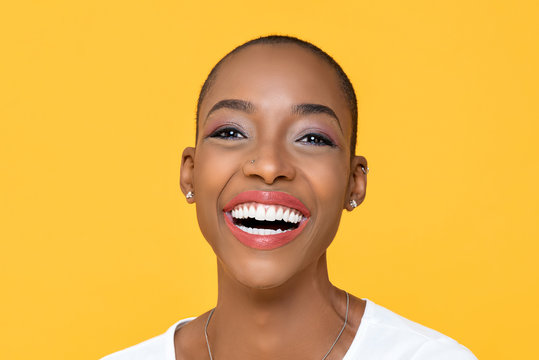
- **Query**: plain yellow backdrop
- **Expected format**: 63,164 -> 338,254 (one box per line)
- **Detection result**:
1,1 -> 538,359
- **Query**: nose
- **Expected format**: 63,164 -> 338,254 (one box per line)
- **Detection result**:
242,143 -> 296,184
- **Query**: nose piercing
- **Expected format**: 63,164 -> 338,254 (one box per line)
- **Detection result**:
186,191 -> 194,199
349,199 -> 358,209
361,165 -> 369,175
250,159 -> 255,164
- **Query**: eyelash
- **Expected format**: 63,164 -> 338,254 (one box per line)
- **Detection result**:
208,126 -> 246,140
208,127 -> 335,147
297,133 -> 336,147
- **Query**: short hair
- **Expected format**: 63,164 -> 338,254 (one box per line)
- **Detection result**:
195,35 -> 358,156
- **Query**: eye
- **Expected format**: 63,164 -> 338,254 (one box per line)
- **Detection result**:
209,126 -> 246,140
297,133 -> 335,147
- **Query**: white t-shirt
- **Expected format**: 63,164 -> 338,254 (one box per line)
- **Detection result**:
101,299 -> 477,359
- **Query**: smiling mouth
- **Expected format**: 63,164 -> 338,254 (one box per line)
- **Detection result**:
222,191 -> 310,250
229,202 -> 304,235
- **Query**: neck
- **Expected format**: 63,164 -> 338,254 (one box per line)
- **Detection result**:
207,253 -> 346,359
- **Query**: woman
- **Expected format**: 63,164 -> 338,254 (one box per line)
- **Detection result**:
102,35 -> 477,359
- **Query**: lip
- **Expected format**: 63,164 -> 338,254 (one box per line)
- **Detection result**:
223,191 -> 310,217
223,191 -> 311,250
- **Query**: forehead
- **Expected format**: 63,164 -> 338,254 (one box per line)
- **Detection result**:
199,43 -> 352,132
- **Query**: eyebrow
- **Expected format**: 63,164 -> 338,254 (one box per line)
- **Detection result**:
206,99 -> 255,120
205,99 -> 342,133
292,103 -> 343,133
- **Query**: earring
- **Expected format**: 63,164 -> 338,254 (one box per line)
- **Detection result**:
186,191 -> 194,199
349,199 -> 358,209
361,165 -> 369,175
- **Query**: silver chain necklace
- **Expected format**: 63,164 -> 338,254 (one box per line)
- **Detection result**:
204,291 -> 349,360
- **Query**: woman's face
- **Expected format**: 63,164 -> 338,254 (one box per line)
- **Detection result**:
181,44 -> 366,289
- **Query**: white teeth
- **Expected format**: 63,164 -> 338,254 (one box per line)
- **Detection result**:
248,205 -> 256,218
230,203 -> 305,224
255,204 -> 265,221
266,206 -> 276,221
275,207 -> 283,220
236,224 -> 291,235
282,208 -> 290,222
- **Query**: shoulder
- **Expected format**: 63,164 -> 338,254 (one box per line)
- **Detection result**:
347,300 -> 477,359
409,338 -> 478,360
99,318 -> 194,360
100,334 -> 168,360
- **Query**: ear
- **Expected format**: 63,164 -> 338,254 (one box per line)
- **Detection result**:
180,147 -> 196,203
345,155 -> 368,211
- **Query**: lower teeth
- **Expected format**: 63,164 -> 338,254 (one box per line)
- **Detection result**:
236,224 -> 291,235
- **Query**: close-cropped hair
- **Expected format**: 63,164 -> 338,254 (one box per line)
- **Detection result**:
195,35 -> 359,157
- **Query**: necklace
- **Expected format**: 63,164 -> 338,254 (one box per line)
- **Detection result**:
204,291 -> 349,360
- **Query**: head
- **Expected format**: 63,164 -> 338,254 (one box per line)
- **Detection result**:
180,35 -> 367,290
195,36 -> 359,158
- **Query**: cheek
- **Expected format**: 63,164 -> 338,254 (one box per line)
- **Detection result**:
304,153 -> 349,203
192,145 -> 242,242
301,153 -> 349,245
194,146 -> 236,192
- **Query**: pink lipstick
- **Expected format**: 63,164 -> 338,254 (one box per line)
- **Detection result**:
223,191 -> 310,250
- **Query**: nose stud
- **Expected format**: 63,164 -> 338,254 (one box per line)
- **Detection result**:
186,191 -> 194,199
250,159 -> 255,164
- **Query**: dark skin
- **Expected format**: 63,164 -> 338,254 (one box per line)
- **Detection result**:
178,43 -> 368,360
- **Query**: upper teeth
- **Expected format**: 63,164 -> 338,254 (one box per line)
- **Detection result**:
230,203 -> 303,224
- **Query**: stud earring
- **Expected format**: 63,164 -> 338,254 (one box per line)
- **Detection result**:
361,165 -> 369,175
349,199 -> 358,209
186,191 -> 194,199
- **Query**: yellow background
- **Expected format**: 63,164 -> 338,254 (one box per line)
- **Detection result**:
1,1 -> 537,359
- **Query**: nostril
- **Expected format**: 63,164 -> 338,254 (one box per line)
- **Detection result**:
242,153 -> 296,183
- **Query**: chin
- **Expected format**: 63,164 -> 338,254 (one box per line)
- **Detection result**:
223,255 -> 299,290
237,273 -> 288,290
